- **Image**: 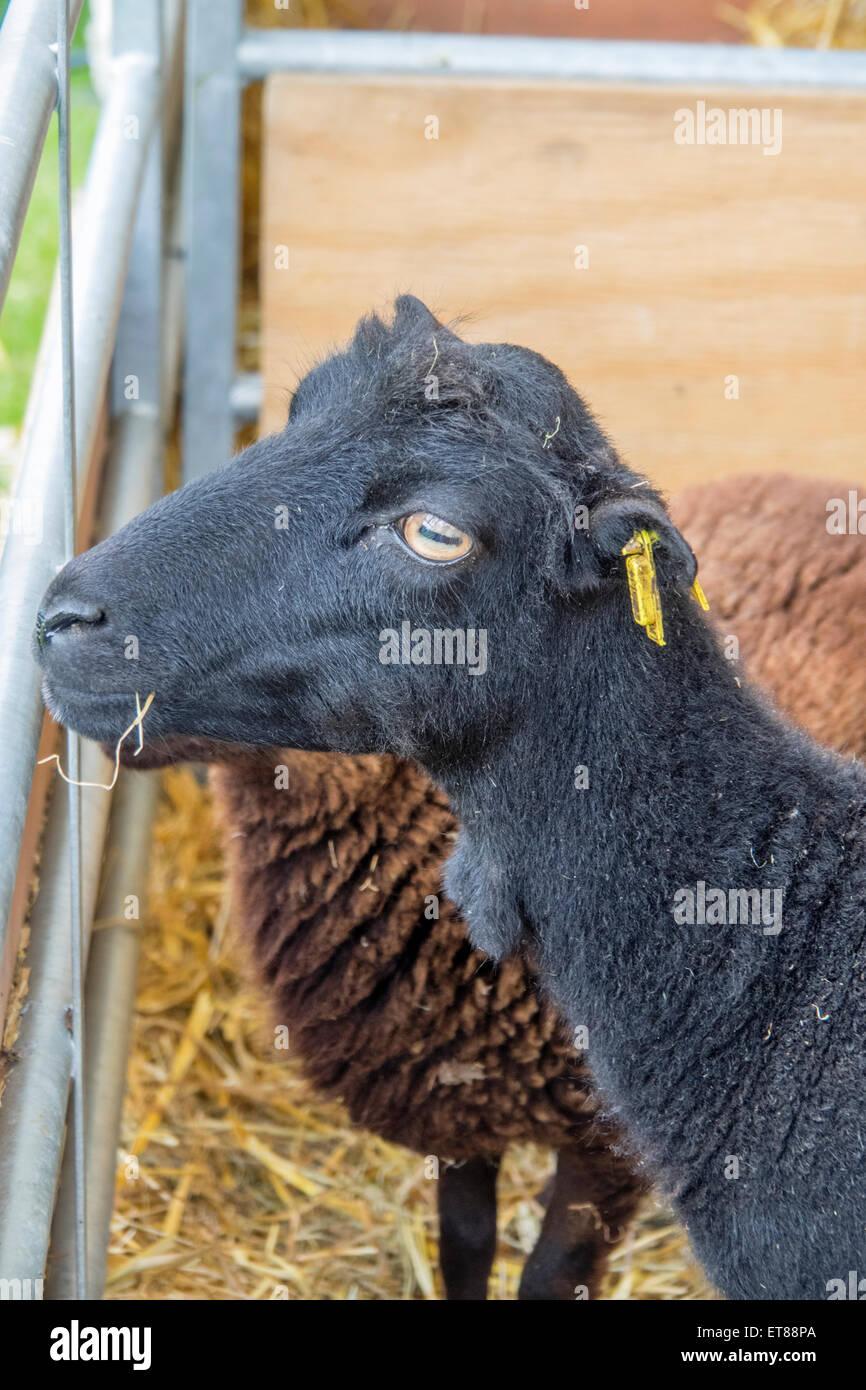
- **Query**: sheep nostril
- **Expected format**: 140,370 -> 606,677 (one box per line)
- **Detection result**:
36,602 -> 106,648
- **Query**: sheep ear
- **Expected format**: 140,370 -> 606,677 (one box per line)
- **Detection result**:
588,495 -> 698,588
392,294 -> 442,335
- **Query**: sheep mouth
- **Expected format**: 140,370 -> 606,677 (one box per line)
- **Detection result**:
41,677 -> 155,747
41,676 -> 265,770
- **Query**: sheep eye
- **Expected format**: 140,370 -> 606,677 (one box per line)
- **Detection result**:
400,513 -> 474,563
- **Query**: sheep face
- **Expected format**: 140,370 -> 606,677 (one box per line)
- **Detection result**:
34,296 -> 696,765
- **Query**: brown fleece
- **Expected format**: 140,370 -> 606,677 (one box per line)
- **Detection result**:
215,752 -> 620,1161
211,472 -> 866,1272
673,473 -> 866,759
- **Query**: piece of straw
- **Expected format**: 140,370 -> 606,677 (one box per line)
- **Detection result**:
39,691 -> 155,791
132,986 -> 214,1157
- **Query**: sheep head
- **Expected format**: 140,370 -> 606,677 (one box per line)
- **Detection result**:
34,295 -> 698,767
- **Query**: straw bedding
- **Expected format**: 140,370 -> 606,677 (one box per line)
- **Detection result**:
106,767 -> 712,1300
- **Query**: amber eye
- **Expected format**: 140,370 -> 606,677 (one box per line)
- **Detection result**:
400,513 -> 474,563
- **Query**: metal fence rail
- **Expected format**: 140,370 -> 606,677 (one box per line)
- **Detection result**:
0,0 -> 84,315
0,34 -> 160,987
46,768 -> 163,1299
237,28 -> 866,87
0,0 -> 179,1300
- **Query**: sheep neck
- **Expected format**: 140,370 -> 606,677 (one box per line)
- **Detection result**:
435,584 -> 865,1189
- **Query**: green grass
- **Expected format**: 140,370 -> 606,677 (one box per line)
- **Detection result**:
0,5 -> 99,430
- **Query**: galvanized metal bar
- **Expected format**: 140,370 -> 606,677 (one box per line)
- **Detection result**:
0,410 -> 180,1292
110,0 -> 164,423
0,50 -> 160,979
182,0 -> 241,482
0,0 -> 85,316
33,365 -> 181,1301
0,319 -> 182,1290
45,0 -> 184,1299
45,768 -> 162,1301
109,144 -> 163,419
237,29 -> 866,88
55,0 -> 88,1303
0,737 -> 113,1287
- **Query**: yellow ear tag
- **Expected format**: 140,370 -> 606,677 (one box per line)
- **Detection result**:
691,575 -> 710,610
621,528 -> 665,646
621,530 -> 710,643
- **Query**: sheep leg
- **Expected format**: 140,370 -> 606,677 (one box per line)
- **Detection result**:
437,1156 -> 501,1300
518,1149 -> 641,1301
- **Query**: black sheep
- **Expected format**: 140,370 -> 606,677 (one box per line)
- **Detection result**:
36,297 -> 866,1300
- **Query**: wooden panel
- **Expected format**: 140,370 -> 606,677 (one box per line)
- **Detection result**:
261,76 -> 866,494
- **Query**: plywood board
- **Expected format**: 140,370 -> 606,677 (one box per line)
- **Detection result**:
261,76 -> 866,494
